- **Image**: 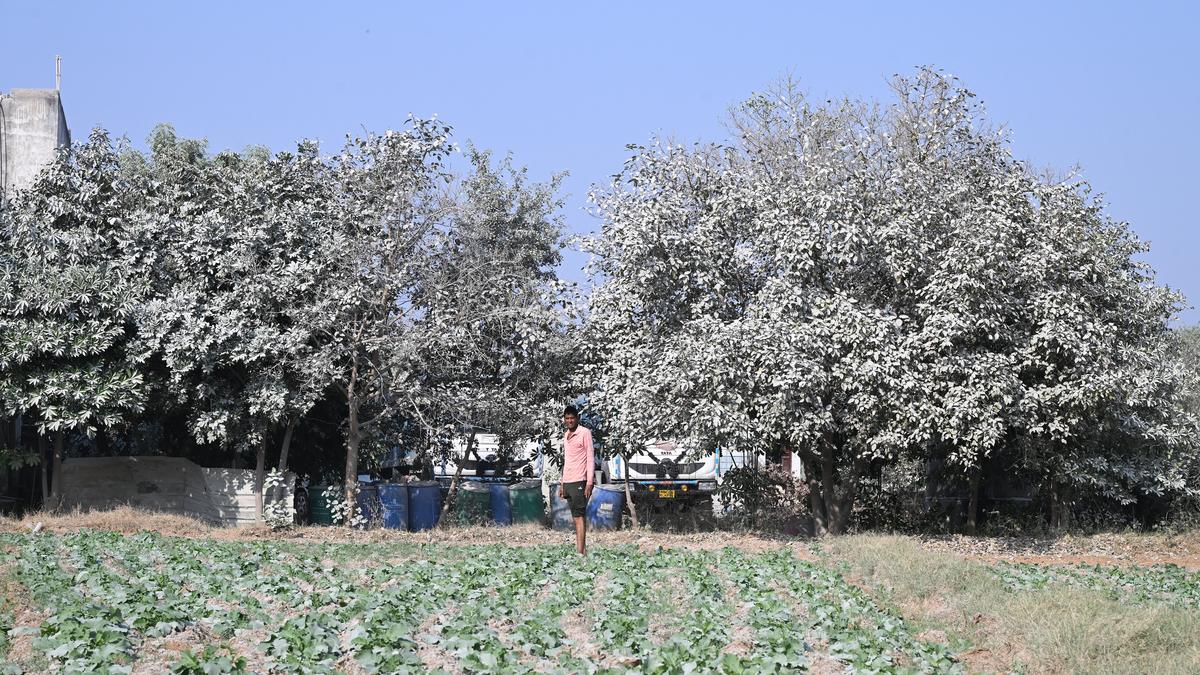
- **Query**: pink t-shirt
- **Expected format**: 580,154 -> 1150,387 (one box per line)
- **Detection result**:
562,426 -> 595,486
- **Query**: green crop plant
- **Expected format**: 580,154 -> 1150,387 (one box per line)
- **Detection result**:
0,531 -> 967,673
992,561 -> 1200,609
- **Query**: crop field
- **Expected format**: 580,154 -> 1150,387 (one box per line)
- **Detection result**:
3,527 -> 1200,674
0,530 -> 965,674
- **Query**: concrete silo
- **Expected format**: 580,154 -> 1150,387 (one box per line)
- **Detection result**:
0,85 -> 71,197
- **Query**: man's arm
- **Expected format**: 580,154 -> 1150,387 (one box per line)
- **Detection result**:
558,432 -> 566,498
584,429 -> 595,498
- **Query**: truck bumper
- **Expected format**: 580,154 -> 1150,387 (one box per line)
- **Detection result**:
620,481 -> 716,500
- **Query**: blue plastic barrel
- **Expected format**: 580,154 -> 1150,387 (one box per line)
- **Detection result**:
356,483 -> 380,529
408,480 -> 443,531
548,482 -> 573,531
377,483 -> 409,531
490,483 -> 513,526
586,484 -> 624,530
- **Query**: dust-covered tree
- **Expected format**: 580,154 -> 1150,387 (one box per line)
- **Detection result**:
586,68 -> 1193,534
293,121 -> 456,512
403,148 -> 575,518
135,126 -> 335,517
0,129 -> 151,503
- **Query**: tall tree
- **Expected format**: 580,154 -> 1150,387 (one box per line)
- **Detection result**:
294,121 -> 455,513
404,148 -> 575,518
136,127 -> 334,516
586,69 -> 1193,534
0,130 -> 150,504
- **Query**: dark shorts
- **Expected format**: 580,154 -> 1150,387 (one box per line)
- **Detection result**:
562,481 -> 588,518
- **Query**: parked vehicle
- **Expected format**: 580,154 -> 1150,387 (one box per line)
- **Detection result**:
381,432 -> 545,485
605,440 -> 807,513
605,440 -> 720,506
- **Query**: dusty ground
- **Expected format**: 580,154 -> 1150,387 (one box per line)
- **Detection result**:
0,506 -> 802,554
4,507 -> 1197,569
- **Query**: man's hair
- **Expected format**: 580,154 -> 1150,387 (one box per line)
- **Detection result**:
563,405 -> 579,417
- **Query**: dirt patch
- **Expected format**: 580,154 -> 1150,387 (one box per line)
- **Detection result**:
806,650 -> 847,675
0,561 -> 44,668
560,572 -> 607,667
954,644 -> 1017,675
130,625 -> 210,675
416,605 -> 461,674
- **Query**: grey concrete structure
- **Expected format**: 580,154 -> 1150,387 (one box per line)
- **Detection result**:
0,88 -> 70,197
59,456 -> 296,527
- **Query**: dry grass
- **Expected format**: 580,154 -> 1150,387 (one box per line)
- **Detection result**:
0,505 -> 214,538
0,506 -> 795,553
825,535 -> 1200,674
917,530 -> 1200,569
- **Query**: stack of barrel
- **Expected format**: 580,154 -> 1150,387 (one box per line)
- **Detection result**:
450,480 -> 545,526
307,481 -> 443,531
547,483 -> 626,531
307,479 -> 546,530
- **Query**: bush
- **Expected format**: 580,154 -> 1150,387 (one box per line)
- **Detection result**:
716,466 -> 809,530
850,458 -> 933,533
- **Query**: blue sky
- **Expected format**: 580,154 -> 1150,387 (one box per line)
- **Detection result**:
4,1 -> 1198,324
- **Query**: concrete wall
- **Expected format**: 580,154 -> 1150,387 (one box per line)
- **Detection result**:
59,456 -> 295,527
0,88 -> 70,196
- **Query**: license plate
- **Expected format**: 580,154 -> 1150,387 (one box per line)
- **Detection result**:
657,489 -> 676,499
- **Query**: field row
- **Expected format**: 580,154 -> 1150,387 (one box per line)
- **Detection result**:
0,532 -> 960,674
990,560 -> 1200,609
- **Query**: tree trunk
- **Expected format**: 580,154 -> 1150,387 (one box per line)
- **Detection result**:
272,417 -> 297,506
38,434 -> 48,508
621,452 -> 638,529
821,450 -> 841,534
1048,479 -> 1060,530
438,430 -> 475,527
803,443 -> 863,536
966,466 -> 981,535
800,454 -> 827,534
1049,481 -> 1072,531
278,417 -> 296,473
49,431 -> 64,509
344,396 -> 361,526
1060,483 -> 1072,530
254,426 -> 268,521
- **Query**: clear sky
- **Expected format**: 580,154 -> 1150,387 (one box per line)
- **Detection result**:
4,1 -> 1198,324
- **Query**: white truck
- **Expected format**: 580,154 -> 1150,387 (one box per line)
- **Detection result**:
605,440 -> 720,506
604,440 -> 806,512
381,433 -> 545,484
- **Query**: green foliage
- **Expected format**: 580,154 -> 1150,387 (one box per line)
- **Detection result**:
170,645 -> 247,675
993,561 -> 1200,609
717,465 -> 809,526
0,602 -> 11,661
0,530 -> 963,673
0,129 -> 149,435
585,68 -> 1196,534
0,445 -> 39,470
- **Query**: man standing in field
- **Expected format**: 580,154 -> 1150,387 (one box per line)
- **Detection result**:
559,405 -> 594,555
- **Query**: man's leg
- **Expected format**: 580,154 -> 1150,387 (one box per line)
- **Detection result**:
573,515 -> 587,555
